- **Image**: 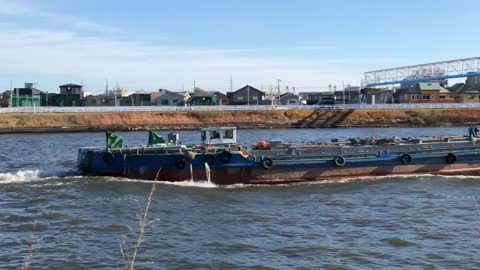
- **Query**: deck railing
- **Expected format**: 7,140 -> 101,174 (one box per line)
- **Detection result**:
1,103 -> 480,113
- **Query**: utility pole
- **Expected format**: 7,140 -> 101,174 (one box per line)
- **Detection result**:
114,88 -> 117,106
247,85 -> 250,105
16,81 -> 19,107
342,80 -> 345,105
277,79 -> 281,105
347,83 -> 351,104
358,86 -> 361,104
269,84 -> 273,105
193,80 -> 196,90
105,79 -> 109,96
229,76 -> 233,92
9,80 -> 12,107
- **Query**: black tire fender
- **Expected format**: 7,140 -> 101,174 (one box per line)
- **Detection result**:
334,155 -> 346,167
400,154 -> 413,165
82,151 -> 94,167
446,153 -> 457,164
261,158 -> 273,169
103,152 -> 115,164
219,150 -> 232,163
175,156 -> 187,169
204,154 -> 215,166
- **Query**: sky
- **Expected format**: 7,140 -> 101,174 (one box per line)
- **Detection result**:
0,0 -> 479,94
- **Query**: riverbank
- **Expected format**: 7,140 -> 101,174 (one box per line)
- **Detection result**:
0,109 -> 479,133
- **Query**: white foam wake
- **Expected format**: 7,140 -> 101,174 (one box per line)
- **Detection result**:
102,176 -> 218,188
0,168 -> 81,184
0,170 -> 41,184
157,180 -> 217,188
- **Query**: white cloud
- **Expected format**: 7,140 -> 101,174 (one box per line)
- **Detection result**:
0,27 -> 398,92
0,1 -> 398,92
0,0 -> 34,15
0,0 -> 121,33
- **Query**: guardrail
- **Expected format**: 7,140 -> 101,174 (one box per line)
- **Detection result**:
1,103 -> 480,113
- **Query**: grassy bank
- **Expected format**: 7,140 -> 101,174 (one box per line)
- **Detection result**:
0,109 -> 479,133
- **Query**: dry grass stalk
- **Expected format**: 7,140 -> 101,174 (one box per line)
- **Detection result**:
128,182 -> 157,270
23,220 -> 37,270
121,168 -> 161,270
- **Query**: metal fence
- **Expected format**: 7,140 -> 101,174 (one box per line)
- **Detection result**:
2,103 -> 480,114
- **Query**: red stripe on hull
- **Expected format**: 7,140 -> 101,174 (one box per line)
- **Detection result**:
124,163 -> 480,185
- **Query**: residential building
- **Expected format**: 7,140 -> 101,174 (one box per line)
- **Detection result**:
55,83 -> 83,106
399,82 -> 454,103
155,89 -> 186,106
54,94 -> 82,106
59,83 -> 83,96
189,88 -> 217,106
83,95 -> 116,106
361,88 -> 394,104
211,91 -> 229,105
279,92 -> 301,105
393,88 -> 408,103
109,87 -> 130,98
121,91 -> 153,106
335,86 -> 361,104
400,79 -> 447,90
46,93 -> 59,106
227,85 -> 265,105
11,83 -> 45,107
319,92 -> 336,105
0,90 -> 11,107
448,83 -> 480,103
466,76 -> 480,90
299,92 -> 329,105
263,94 -> 278,105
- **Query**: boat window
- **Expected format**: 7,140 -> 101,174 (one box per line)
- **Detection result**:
210,131 -> 220,139
224,130 -> 234,139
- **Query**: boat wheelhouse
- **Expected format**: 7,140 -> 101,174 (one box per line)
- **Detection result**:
201,127 -> 237,145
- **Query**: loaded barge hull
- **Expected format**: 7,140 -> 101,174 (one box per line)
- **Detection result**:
78,127 -> 480,185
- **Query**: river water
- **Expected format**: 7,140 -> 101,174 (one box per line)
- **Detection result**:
1,127 -> 480,269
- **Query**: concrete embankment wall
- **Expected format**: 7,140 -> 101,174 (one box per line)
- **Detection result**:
0,109 -> 479,133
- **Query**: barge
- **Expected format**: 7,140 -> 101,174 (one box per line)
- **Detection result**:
77,127 -> 480,185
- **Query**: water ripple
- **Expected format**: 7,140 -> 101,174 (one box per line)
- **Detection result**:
1,128 -> 480,269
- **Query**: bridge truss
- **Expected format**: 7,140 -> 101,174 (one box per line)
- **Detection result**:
363,57 -> 480,87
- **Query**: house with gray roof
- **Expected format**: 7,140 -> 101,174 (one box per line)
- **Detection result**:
448,83 -> 480,103
156,89 -> 188,106
188,88 -> 217,105
279,92 -> 301,105
227,85 -> 265,105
